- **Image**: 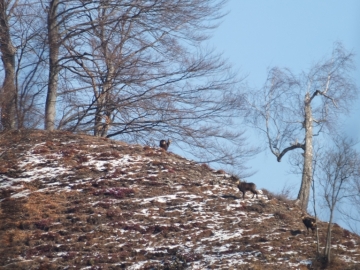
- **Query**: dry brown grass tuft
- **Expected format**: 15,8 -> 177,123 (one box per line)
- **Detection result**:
0,166 -> 9,173
273,210 -> 291,221
24,192 -> 67,218
32,145 -> 50,155
200,163 -> 212,171
1,229 -> 31,247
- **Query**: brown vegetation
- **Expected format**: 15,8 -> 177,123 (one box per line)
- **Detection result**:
0,130 -> 359,269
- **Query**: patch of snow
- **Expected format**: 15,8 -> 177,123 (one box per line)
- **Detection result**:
10,189 -> 31,199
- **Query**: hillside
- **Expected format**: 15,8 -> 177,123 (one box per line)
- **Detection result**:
0,130 -> 359,270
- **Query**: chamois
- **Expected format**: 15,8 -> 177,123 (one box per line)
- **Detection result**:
301,213 -> 317,235
159,139 -> 171,151
237,180 -> 258,199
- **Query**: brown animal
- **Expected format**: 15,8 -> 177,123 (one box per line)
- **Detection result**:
301,213 -> 317,235
159,139 -> 171,151
237,180 -> 258,199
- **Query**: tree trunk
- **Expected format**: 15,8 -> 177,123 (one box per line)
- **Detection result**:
45,0 -> 59,131
93,91 -> 111,137
297,92 -> 313,210
94,96 -> 106,137
0,0 -> 16,130
94,88 -> 111,137
93,41 -> 114,137
324,210 -> 334,264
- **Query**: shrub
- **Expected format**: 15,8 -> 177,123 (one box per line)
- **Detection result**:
76,154 -> 89,163
32,146 -> 49,154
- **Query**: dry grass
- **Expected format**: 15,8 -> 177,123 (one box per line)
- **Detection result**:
0,130 -> 359,269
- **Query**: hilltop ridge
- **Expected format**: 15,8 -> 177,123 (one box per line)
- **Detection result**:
0,130 -> 359,269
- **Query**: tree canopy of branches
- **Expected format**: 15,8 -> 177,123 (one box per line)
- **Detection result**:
245,43 -> 358,210
0,0 -> 48,130
340,164 -> 360,235
316,137 -> 360,264
0,0 -> 257,173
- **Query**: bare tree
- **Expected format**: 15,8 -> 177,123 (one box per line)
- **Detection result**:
340,172 -> 360,235
0,0 -> 257,171
316,136 -> 360,264
0,0 -> 49,130
44,0 -> 97,130
57,0 -> 231,136
336,143 -> 360,235
42,0 -> 230,133
0,0 -> 17,130
53,0 -> 257,171
245,43 -> 358,210
13,0 -> 48,129
44,0 -> 59,130
310,144 -> 324,255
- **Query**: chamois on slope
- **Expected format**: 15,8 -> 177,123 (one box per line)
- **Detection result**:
159,139 -> 171,151
301,213 -> 317,235
237,180 -> 258,199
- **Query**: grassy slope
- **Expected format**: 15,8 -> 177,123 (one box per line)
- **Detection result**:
0,130 -> 359,270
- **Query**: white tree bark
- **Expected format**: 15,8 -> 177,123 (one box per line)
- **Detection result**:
296,92 -> 313,210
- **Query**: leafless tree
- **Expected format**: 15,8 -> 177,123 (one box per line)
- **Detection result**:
44,0 -> 59,130
340,174 -> 360,235
337,145 -> 360,235
0,0 -> 17,130
0,0 -> 257,172
0,0 -> 49,130
309,144 -> 323,254
42,0 -> 232,134
316,136 -> 360,264
56,0 -> 231,135
51,0 -> 257,170
14,0 -> 48,128
44,0 -> 99,130
245,43 -> 358,210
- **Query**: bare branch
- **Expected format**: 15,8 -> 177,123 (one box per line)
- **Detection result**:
276,142 -> 305,162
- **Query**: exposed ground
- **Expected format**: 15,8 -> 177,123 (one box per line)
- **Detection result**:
0,130 -> 359,270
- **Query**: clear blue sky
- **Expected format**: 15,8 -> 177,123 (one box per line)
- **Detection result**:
210,1 -> 360,207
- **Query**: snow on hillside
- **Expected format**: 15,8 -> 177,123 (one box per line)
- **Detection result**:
0,130 -> 359,269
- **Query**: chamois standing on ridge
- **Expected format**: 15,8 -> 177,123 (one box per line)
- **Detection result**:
159,139 -> 171,151
237,180 -> 258,199
301,213 -> 317,235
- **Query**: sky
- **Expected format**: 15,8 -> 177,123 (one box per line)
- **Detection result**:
209,0 -> 360,222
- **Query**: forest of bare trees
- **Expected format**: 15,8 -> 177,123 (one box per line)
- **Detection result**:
0,0 -> 258,172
